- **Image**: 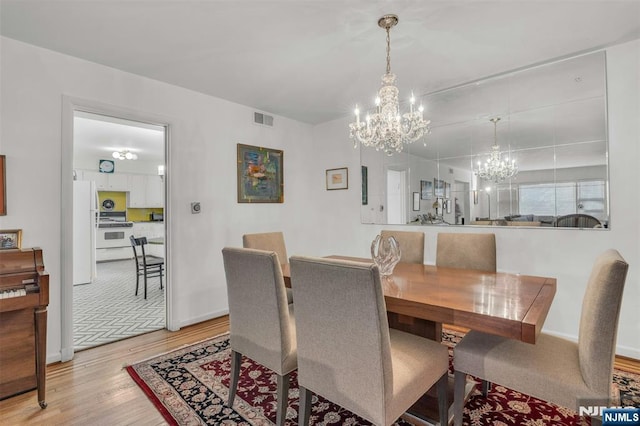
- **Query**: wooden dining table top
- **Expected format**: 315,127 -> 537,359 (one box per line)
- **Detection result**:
282,256 -> 556,345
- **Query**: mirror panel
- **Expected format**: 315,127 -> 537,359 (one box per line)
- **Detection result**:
360,51 -> 608,229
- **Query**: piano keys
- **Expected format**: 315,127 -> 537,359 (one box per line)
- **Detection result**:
0,247 -> 49,408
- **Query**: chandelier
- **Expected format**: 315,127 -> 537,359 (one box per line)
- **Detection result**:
112,149 -> 138,160
349,14 -> 430,156
475,117 -> 517,183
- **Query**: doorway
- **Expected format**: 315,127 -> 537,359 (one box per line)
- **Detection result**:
62,97 -> 171,360
387,169 -> 407,224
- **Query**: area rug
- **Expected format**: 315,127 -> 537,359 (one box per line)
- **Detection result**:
126,331 -> 640,425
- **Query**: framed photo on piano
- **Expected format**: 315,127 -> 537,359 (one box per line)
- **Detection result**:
0,229 -> 21,250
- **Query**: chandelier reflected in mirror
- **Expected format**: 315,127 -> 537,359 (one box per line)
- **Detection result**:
475,117 -> 518,183
349,14 -> 430,156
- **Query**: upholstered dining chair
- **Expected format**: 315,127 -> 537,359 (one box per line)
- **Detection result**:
129,235 -> 164,299
242,231 -> 293,303
222,247 -> 297,426
554,213 -> 602,228
380,230 -> 425,264
436,232 -> 496,272
289,256 -> 449,426
453,249 -> 629,426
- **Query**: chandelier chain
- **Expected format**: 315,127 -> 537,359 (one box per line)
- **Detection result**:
385,27 -> 391,75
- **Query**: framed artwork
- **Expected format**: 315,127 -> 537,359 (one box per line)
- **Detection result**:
412,192 -> 420,211
237,143 -> 284,203
420,180 -> 433,200
0,229 -> 22,250
434,178 -> 445,197
361,166 -> 368,205
0,155 -> 5,216
326,167 -> 348,190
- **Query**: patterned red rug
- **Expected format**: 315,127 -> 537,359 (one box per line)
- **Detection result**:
126,331 -> 640,425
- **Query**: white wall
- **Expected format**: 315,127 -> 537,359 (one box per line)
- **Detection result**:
1,36 -> 638,362
0,37 -> 313,362
308,39 -> 640,358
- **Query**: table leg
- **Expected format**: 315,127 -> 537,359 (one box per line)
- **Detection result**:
387,312 -> 442,342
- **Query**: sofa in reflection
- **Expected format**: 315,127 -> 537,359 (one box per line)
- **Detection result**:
470,214 -> 603,228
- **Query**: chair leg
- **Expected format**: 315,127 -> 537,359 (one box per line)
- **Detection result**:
276,372 -> 291,426
481,380 -> 491,397
298,385 -> 312,426
135,269 -> 140,296
228,350 -> 242,406
159,265 -> 164,290
453,371 -> 466,426
143,267 -> 148,299
437,373 -> 449,426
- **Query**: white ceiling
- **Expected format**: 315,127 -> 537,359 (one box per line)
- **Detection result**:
2,0 -> 639,126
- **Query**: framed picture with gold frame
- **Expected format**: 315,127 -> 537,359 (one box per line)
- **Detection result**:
237,144 -> 284,203
0,229 -> 22,250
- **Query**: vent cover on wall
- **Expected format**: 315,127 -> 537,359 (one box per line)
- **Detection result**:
254,112 -> 274,127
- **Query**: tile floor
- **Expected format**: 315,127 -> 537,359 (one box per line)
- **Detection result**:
73,259 -> 165,351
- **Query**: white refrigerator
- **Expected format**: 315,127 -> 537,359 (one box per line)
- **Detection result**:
73,180 -> 97,285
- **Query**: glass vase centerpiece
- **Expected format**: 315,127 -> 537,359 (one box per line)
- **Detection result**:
371,234 -> 401,276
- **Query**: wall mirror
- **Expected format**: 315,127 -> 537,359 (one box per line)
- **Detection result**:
361,51 -> 609,230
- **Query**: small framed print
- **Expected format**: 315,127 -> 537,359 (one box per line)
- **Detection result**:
0,229 -> 22,250
326,167 -> 348,190
361,166 -> 368,205
412,192 -> 420,211
420,180 -> 433,200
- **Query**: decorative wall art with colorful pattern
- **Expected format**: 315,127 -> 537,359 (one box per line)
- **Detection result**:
237,144 -> 284,203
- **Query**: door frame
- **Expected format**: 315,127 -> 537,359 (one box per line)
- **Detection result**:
61,95 -> 175,361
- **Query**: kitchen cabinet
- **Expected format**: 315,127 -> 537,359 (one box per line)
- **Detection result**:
96,247 -> 132,262
146,175 -> 164,207
80,170 -> 128,191
127,174 -> 164,208
127,174 -> 146,207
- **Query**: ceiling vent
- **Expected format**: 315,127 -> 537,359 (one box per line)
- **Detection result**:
254,112 -> 274,127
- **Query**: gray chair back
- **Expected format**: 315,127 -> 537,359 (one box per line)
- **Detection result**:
380,230 -> 425,264
222,247 -> 296,375
436,232 -> 496,272
243,232 -> 288,264
290,256 -> 391,423
578,249 -> 629,393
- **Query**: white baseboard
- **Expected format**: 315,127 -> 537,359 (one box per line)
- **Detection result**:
544,330 -> 640,360
178,309 -> 229,329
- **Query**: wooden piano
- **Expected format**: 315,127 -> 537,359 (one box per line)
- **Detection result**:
0,248 -> 49,408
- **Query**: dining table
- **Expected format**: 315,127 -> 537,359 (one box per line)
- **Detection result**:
281,255 -> 557,423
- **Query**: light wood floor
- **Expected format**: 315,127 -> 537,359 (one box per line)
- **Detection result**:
1,317 -> 637,426
0,316 -> 230,426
